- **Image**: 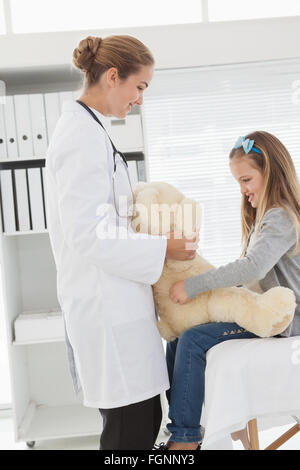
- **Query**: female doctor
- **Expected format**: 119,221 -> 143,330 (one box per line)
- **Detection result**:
45,34 -> 198,450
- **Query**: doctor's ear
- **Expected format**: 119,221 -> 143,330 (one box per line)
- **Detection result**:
106,67 -> 120,88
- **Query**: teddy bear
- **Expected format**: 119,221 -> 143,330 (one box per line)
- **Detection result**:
130,181 -> 296,341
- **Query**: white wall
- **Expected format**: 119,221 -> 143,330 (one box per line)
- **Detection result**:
1,17 -> 300,71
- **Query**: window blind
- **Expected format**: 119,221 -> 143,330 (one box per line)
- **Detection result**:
142,59 -> 300,267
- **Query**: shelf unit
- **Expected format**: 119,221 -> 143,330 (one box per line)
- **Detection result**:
0,65 -> 149,448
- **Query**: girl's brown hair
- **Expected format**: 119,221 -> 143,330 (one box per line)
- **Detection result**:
229,130 -> 300,257
72,34 -> 154,87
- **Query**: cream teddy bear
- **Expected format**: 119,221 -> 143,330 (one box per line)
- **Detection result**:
131,181 -> 296,341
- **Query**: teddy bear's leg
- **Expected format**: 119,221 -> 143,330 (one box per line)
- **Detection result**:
157,319 -> 178,342
258,287 -> 296,337
269,314 -> 293,336
207,286 -> 296,338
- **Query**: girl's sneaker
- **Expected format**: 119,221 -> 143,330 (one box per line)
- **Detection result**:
152,441 -> 201,450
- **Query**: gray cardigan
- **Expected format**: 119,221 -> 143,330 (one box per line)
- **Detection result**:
184,207 -> 300,337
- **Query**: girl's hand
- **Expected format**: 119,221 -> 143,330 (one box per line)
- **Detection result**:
169,280 -> 191,305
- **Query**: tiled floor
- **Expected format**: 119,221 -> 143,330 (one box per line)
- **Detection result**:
0,413 -> 299,450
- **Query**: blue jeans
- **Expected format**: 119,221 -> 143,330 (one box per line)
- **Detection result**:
165,322 -> 258,443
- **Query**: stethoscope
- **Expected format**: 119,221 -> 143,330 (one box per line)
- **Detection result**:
76,100 -> 134,219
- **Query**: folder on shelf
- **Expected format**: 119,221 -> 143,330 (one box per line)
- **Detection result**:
14,169 -> 30,231
14,94 -> 34,159
27,167 -> 45,231
29,94 -> 48,158
3,96 -> 19,160
0,102 -> 8,160
14,309 -> 64,343
41,166 -> 47,228
44,92 -> 61,143
0,170 -> 16,233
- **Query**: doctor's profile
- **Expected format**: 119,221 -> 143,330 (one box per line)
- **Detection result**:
45,34 -> 199,450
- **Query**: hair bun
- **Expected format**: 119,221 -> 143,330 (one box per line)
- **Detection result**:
72,36 -> 102,73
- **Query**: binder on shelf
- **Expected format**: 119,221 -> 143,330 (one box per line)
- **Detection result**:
0,170 -> 16,233
0,102 -> 8,160
44,92 -> 60,143
27,167 -> 45,231
3,96 -> 19,160
42,166 -> 47,199
29,94 -> 48,158
14,94 -> 34,159
41,166 -> 47,228
14,169 -> 30,231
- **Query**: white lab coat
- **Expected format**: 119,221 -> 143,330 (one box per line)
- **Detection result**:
45,100 -> 169,408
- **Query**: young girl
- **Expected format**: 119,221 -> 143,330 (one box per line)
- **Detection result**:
164,130 -> 300,450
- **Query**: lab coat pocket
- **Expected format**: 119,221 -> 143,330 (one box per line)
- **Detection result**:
112,317 -> 167,397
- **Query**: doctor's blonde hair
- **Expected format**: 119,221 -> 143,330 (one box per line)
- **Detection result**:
72,34 -> 154,87
229,130 -> 300,257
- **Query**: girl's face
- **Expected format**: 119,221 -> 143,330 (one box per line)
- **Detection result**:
108,65 -> 154,118
230,157 -> 265,208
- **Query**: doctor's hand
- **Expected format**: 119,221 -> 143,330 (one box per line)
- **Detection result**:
166,231 -> 199,261
169,280 -> 191,305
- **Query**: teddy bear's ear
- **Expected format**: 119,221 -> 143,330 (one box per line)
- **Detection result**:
175,198 -> 201,237
135,186 -> 159,206
131,185 -> 160,234
133,182 -> 148,202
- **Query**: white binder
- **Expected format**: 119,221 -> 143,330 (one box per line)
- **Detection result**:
27,167 -> 45,231
14,95 -> 34,159
29,94 -> 48,158
3,96 -> 19,160
14,169 -> 30,231
41,166 -> 47,228
59,91 -> 74,111
0,170 -> 16,233
44,93 -> 60,143
0,102 -> 8,160
127,160 -> 139,190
